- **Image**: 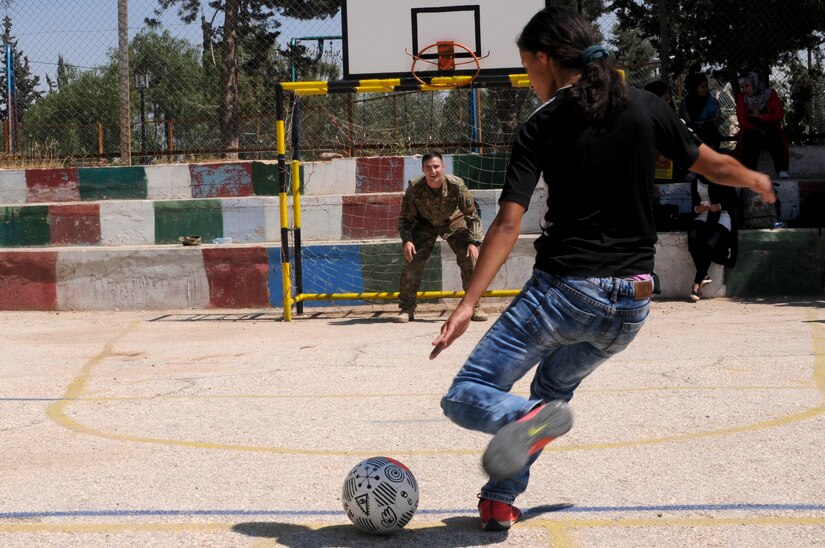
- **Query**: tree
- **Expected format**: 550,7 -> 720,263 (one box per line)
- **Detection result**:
0,16 -> 42,127
130,30 -> 214,151
148,0 -> 339,157
610,0 -> 825,83
610,26 -> 658,88
27,31 -> 210,159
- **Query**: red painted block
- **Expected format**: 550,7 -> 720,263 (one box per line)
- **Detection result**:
342,194 -> 402,239
203,247 -> 270,308
355,157 -> 405,193
0,251 -> 58,310
25,168 -> 80,203
190,163 -> 254,198
49,204 -> 101,245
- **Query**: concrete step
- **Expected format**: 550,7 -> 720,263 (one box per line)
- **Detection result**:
0,188 -> 547,248
2,229 -> 823,311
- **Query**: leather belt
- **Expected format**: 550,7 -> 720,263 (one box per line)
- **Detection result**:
633,279 -> 654,300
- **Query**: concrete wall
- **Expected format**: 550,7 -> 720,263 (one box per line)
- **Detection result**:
1,149 -> 824,311
2,229 -> 823,311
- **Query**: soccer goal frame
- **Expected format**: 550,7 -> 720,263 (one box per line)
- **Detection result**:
275,74 -> 532,320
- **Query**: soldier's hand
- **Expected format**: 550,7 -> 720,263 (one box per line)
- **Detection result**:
403,241 -> 416,262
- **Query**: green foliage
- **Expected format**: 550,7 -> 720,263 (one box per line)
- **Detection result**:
610,0 -> 825,77
149,0 -> 341,153
25,30 -> 212,158
130,30 -> 215,151
1,15 -> 42,121
610,26 -> 658,87
780,49 -> 825,139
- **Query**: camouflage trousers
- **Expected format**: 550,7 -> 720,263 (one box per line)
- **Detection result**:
398,224 -> 475,312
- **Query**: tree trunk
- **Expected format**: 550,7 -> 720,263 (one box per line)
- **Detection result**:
658,0 -> 671,80
219,0 -> 240,158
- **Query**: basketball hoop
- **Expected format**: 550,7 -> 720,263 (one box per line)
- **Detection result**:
407,41 -> 489,88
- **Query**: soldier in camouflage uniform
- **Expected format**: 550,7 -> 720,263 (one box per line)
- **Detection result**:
394,152 -> 487,323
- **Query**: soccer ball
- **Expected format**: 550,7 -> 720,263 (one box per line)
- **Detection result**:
341,456 -> 419,535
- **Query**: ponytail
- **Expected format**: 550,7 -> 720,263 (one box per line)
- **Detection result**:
517,7 -> 627,121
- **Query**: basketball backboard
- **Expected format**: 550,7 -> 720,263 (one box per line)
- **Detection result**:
341,0 -> 546,79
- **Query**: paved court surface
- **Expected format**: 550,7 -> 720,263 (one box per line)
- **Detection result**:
2,298 -> 824,547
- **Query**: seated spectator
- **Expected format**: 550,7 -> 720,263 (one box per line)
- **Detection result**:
688,178 -> 738,302
735,71 -> 790,179
644,80 -> 674,109
679,72 -> 722,151
644,80 -> 680,182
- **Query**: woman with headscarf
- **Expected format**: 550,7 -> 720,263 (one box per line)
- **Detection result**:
735,71 -> 790,178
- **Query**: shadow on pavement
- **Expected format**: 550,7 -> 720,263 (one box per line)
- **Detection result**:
232,504 -> 573,547
232,516 -> 505,547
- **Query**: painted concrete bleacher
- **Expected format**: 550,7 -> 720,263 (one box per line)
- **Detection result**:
0,147 -> 823,311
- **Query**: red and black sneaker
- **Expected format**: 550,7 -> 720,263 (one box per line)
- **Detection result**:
478,497 -> 522,531
482,400 -> 573,482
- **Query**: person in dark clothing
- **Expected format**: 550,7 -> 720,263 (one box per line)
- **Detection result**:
688,179 -> 739,301
735,71 -> 790,178
429,6 -> 776,532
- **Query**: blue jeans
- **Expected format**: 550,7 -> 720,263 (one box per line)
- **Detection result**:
440,270 -> 650,504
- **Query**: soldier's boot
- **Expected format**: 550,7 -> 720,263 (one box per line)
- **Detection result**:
392,310 -> 415,323
471,306 -> 488,322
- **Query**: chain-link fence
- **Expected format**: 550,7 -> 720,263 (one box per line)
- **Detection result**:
1,0 -> 823,167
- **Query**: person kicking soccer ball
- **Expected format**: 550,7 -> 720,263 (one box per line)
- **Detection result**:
430,6 -> 775,532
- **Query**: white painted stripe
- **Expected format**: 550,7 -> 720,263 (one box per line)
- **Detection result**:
297,195 -> 343,241
221,197 -> 279,243
145,164 -> 192,200
301,158 -> 357,195
0,170 -> 27,205
99,201 -> 156,245
56,248 -> 210,310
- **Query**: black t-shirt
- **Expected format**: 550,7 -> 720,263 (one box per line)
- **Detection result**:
500,86 -> 701,277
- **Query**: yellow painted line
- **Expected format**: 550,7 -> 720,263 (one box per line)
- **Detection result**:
546,523 -> 576,547
46,321 -> 140,427
64,384 -> 816,403
44,313 -> 825,457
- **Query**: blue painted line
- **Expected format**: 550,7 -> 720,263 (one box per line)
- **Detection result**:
2,503 -> 823,520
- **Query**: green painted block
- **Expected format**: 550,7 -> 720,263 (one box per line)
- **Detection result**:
0,206 -> 51,247
725,229 -> 825,297
154,200 -> 224,244
360,241 -> 441,303
78,166 -> 148,201
252,161 -> 304,196
252,162 -> 278,196
453,152 -> 510,190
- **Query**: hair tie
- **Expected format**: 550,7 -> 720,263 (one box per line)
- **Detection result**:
582,45 -> 610,63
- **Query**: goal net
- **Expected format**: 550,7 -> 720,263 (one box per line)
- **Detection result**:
276,79 -> 543,315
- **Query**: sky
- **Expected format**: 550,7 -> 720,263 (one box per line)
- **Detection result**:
6,0 -> 343,92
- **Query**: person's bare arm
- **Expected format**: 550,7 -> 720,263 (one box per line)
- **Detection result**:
430,201 -> 525,359
689,144 -> 776,204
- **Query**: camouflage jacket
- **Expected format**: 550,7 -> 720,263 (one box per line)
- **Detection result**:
398,174 -> 483,245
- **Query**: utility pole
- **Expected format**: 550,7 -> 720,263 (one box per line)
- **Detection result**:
135,73 -> 149,155
118,0 -> 131,165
